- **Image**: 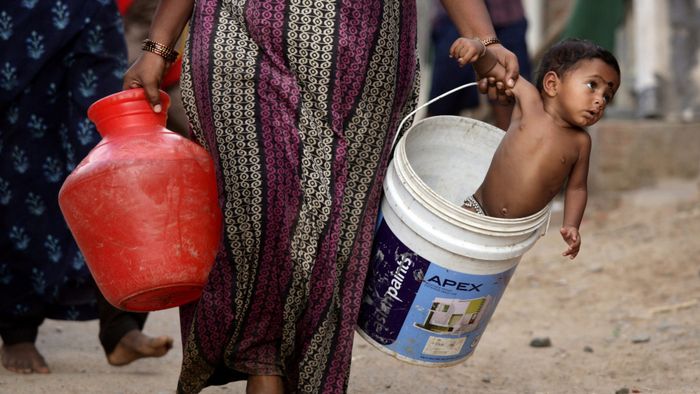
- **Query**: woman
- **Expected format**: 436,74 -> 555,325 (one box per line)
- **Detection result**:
0,0 -> 172,375
124,0 -> 518,392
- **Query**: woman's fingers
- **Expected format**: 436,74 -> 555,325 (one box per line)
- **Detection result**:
122,53 -> 167,112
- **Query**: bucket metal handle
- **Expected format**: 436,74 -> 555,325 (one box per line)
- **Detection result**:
391,82 -> 478,151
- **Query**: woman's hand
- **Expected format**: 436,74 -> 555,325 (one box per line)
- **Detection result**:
122,52 -> 169,113
477,44 -> 519,104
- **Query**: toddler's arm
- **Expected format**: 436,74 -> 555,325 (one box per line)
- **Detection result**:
561,133 -> 592,259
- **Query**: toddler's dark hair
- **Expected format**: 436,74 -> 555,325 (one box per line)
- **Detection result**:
535,38 -> 620,91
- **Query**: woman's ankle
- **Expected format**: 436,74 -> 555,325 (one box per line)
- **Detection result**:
246,374 -> 284,394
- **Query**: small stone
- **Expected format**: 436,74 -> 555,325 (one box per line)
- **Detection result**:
482,377 -> 491,383
631,335 -> 651,344
588,265 -> 604,273
583,346 -> 594,353
615,388 -> 629,394
530,337 -> 552,348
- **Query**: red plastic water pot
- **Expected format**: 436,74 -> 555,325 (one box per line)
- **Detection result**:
59,89 -> 221,312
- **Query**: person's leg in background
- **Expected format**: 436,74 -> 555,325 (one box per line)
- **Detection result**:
427,11 -> 480,117
96,292 -> 173,366
1,1 -> 173,374
0,0 -> 114,375
0,316 -> 49,374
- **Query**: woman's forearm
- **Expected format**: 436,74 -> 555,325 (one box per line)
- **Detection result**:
147,0 -> 195,47
440,0 -> 497,39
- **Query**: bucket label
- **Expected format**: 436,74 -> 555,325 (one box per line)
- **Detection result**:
358,215 -> 516,364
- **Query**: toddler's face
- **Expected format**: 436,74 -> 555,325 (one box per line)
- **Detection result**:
558,59 -> 620,127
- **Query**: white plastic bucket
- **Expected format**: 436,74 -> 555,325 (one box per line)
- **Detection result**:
357,85 -> 551,367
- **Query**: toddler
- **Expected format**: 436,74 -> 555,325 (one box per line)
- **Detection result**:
451,38 -> 620,259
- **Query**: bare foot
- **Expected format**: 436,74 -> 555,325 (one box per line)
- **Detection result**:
246,375 -> 285,394
1,342 -> 50,374
106,329 -> 173,366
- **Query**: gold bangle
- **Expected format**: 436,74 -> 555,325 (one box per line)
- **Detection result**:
141,38 -> 179,62
480,37 -> 501,47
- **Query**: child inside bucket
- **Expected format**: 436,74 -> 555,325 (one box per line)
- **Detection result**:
450,38 -> 620,259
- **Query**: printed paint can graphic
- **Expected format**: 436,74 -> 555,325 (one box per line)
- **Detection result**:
357,114 -> 551,366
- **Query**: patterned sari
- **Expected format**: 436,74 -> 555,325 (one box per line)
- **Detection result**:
178,1 -> 418,392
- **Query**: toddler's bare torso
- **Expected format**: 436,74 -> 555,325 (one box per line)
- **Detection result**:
474,117 -> 586,218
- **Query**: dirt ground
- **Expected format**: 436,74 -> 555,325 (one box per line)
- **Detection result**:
1,177 -> 698,394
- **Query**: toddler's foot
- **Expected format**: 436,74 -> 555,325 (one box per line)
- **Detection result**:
1,342 -> 50,374
107,329 -> 173,366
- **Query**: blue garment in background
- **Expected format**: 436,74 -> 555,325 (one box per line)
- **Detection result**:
0,0 -> 127,332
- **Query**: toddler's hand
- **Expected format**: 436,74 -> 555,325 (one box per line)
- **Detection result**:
449,37 -> 485,67
560,226 -> 581,260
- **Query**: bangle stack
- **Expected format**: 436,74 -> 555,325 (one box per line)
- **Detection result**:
480,37 -> 501,48
141,38 -> 179,62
